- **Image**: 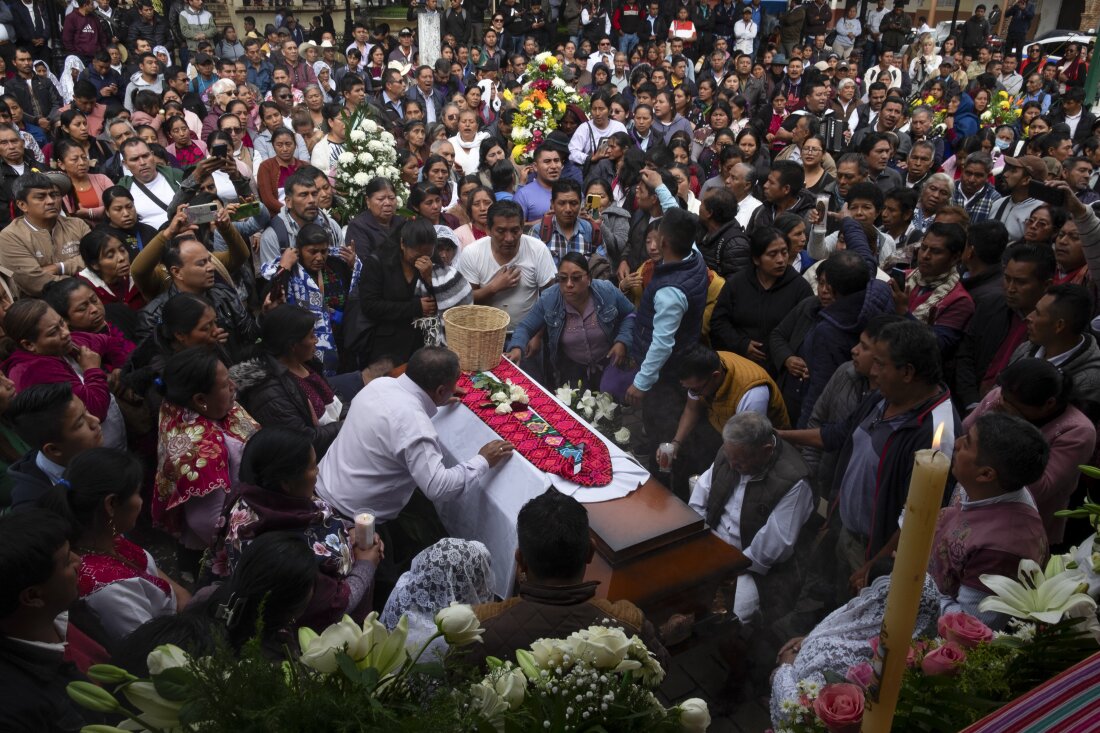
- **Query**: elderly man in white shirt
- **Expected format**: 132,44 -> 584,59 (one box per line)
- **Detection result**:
689,411 -> 813,625
316,346 -> 514,524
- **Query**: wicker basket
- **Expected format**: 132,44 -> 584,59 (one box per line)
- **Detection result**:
442,305 -> 510,372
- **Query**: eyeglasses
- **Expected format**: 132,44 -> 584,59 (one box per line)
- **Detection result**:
686,373 -> 719,400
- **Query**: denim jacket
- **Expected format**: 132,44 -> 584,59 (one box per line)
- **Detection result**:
507,279 -> 635,361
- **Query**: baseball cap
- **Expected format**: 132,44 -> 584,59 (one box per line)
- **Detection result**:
43,171 -> 72,196
195,52 -> 213,65
399,27 -> 414,35
939,57 -> 955,67
1002,155 -> 1047,181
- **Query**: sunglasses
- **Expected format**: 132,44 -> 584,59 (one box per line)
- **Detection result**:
277,93 -> 292,99
223,126 -> 243,134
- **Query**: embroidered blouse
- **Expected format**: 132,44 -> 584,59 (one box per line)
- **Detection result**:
77,536 -> 175,641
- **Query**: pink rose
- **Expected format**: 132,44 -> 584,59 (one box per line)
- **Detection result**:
938,613 -> 993,649
812,683 -> 865,733
868,636 -> 880,657
920,641 -> 967,676
845,662 -> 874,689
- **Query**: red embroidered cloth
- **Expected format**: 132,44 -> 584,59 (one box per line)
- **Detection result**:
458,360 -> 613,487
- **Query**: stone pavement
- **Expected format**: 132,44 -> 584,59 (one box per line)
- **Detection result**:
661,641 -> 773,733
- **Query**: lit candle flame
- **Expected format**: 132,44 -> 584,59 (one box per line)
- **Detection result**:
931,422 -> 945,451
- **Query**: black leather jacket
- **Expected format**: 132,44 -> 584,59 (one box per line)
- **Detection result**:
136,282 -> 259,362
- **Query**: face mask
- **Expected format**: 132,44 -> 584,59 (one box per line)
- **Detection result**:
995,139 -> 1011,150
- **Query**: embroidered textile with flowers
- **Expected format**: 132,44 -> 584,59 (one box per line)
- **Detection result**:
458,359 -> 612,487
208,483 -> 357,628
152,402 -> 259,534
77,536 -> 172,599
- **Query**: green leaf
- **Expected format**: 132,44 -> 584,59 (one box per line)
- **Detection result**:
336,650 -> 362,684
151,666 -> 195,702
177,699 -> 207,726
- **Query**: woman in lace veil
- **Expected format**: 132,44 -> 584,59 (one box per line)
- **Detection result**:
380,538 -> 494,655
59,56 -> 85,106
769,574 -> 940,729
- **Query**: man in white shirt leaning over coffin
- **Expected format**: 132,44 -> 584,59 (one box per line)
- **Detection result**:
315,346 -> 515,587
689,411 -> 813,627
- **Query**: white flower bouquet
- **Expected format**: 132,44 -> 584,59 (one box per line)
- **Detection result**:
555,382 -> 631,446
470,623 -> 707,732
334,106 -> 407,222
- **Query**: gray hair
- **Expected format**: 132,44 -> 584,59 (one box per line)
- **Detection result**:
210,77 -> 237,97
911,105 -> 933,119
964,151 -> 994,173
722,411 -> 774,446
837,78 -> 856,90
106,116 -> 135,133
925,172 -> 953,191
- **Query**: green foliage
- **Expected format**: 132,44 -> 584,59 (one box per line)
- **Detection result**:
170,637 -> 478,733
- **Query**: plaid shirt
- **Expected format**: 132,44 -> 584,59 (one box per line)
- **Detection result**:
952,182 -> 1002,224
532,217 -> 594,264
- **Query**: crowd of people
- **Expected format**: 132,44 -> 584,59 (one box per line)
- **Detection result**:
0,0 -> 1098,727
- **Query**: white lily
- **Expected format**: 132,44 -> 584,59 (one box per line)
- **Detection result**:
347,613 -> 409,677
979,558 -> 1095,624
298,615 -> 362,674
120,681 -> 183,731
554,385 -> 576,405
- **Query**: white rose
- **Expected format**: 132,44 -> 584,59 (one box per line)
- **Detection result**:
146,644 -> 190,676
394,196 -> 404,208
358,152 -> 375,165
435,602 -> 484,646
495,403 -> 513,414
529,638 -> 566,669
338,151 -> 356,164
679,698 -> 711,732
349,130 -> 366,142
353,172 -> 370,186
613,427 -> 631,445
568,626 -> 631,669
493,667 -> 526,709
298,615 -> 362,674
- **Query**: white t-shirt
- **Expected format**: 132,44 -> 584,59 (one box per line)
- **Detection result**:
455,234 -> 557,330
130,173 -> 176,230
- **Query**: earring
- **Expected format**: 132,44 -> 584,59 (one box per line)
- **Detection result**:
108,515 -> 119,537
